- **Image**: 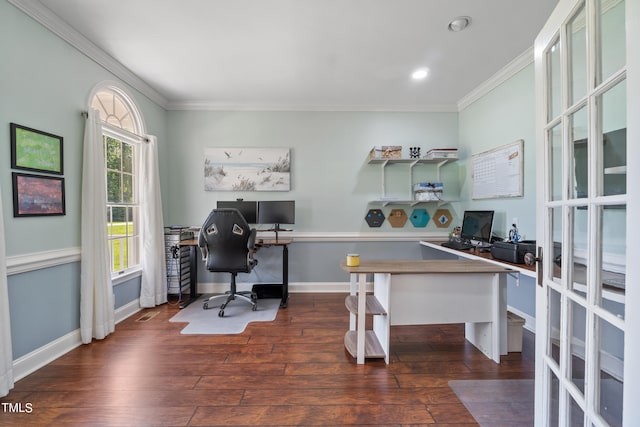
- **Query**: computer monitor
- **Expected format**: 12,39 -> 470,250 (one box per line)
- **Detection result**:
460,210 -> 494,246
216,200 -> 257,224
257,200 -> 295,231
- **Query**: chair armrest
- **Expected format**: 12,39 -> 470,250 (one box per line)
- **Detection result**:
197,229 -> 208,261
247,228 -> 257,251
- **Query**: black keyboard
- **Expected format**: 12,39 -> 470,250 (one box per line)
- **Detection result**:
441,240 -> 474,250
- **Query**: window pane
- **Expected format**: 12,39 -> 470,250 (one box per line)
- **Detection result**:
547,38 -> 561,121
551,207 -> 563,282
600,0 -> 625,84
107,171 -> 122,203
597,316 -> 623,427
568,392 -> 585,426
568,4 -> 587,105
122,143 -> 133,173
599,205 -> 625,317
570,106 -> 588,199
570,206 -> 589,296
548,369 -> 560,427
106,137 -> 121,170
123,174 -> 133,203
549,124 -> 563,201
549,287 -> 561,365
600,79 -> 626,196
569,299 -> 586,395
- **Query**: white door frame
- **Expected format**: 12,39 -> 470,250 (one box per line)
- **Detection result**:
534,0 -> 638,425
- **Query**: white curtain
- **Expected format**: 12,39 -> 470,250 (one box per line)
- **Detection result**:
80,109 -> 115,344
0,185 -> 14,397
139,135 -> 168,307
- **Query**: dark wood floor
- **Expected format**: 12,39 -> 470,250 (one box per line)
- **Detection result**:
1,293 -> 535,426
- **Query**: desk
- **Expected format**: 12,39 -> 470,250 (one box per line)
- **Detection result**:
420,241 -> 536,278
254,238 -> 292,308
341,259 -> 513,364
176,237 -> 292,309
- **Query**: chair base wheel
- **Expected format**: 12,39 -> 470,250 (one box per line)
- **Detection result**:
218,310 -> 224,317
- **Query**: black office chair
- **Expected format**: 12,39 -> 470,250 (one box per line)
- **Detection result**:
198,208 -> 258,317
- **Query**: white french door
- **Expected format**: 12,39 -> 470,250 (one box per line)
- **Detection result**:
534,0 -> 639,425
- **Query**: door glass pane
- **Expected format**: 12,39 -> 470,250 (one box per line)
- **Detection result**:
570,106 -> 588,199
600,79 -> 627,196
570,206 -> 588,296
569,299 -> 586,395
548,38 -> 561,121
599,205 -> 626,317
597,316 -> 624,427
568,3 -> 587,105
600,0 -> 626,84
568,392 -> 585,426
549,370 -> 560,427
552,207 -> 563,282
550,124 -> 563,201
549,287 -> 561,365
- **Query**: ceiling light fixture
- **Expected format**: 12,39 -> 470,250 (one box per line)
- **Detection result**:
411,68 -> 429,80
448,16 -> 471,32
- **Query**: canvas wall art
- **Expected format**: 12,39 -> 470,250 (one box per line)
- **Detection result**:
12,172 -> 66,217
204,148 -> 290,191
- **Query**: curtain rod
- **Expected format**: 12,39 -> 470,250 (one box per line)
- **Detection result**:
81,111 -> 149,142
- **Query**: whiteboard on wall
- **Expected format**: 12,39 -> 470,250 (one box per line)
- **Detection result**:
472,140 -> 524,199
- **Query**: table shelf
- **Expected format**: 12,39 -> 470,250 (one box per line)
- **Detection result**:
345,295 -> 387,315
344,331 -> 386,359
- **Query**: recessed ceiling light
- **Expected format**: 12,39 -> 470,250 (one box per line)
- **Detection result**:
411,68 -> 429,80
448,16 -> 471,32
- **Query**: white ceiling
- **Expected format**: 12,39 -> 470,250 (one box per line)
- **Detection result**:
20,0 -> 558,111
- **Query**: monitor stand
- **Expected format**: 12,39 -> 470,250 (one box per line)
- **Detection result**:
268,224 -> 292,241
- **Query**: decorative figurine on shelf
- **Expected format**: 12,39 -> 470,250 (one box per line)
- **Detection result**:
409,147 -> 421,159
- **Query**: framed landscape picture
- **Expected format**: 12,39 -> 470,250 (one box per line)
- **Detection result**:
12,172 -> 66,217
203,147 -> 291,191
10,123 -> 64,175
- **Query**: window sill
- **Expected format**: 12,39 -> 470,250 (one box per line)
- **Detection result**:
112,268 -> 142,286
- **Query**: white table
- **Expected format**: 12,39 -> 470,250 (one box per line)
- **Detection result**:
341,259 -> 513,364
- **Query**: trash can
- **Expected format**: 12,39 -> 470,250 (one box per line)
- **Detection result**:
507,311 -> 525,352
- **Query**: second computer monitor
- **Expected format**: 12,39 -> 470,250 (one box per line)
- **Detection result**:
216,200 -> 257,224
460,210 -> 494,245
257,200 -> 295,230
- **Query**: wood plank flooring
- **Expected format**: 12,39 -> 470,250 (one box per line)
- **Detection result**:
1,293 -> 535,426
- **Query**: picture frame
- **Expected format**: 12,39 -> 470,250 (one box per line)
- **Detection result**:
203,147 -> 291,191
10,123 -> 64,175
12,172 -> 66,217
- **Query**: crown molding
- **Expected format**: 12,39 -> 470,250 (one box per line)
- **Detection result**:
8,0 -> 169,109
166,101 -> 459,113
457,46 -> 534,111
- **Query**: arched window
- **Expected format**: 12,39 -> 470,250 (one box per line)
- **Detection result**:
90,84 -> 144,276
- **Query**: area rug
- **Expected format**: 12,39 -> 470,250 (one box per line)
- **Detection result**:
449,379 -> 534,427
169,294 -> 280,334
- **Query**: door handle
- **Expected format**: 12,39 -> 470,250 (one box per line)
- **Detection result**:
524,247 -> 543,286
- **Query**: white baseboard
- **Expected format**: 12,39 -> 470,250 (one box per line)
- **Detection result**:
13,299 -> 142,382
13,329 -> 82,382
196,281 -> 372,294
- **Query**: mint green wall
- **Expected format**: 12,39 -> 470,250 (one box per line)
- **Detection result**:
0,0 -> 168,358
458,64 -> 537,240
165,111 -> 458,232
0,0 -> 169,256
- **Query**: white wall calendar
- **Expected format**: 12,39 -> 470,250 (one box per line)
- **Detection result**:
472,139 -> 524,199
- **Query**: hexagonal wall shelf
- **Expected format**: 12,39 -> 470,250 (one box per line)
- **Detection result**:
387,209 -> 408,228
365,209 -> 385,227
409,208 -> 430,227
433,208 -> 453,228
